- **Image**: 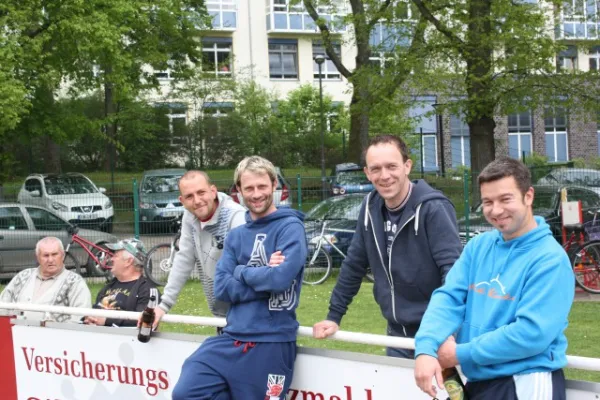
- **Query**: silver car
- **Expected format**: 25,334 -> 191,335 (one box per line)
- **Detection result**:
0,203 -> 117,279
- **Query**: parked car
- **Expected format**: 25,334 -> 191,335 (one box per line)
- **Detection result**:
537,168 -> 600,194
17,173 -> 114,233
304,193 -> 367,266
458,184 -> 600,245
0,203 -> 117,279
230,167 -> 293,207
329,163 -> 373,196
139,168 -> 186,233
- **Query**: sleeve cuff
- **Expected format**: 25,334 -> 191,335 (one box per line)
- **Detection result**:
414,338 -> 439,359
158,303 -> 171,313
234,265 -> 245,281
456,342 -> 476,371
326,311 -> 343,326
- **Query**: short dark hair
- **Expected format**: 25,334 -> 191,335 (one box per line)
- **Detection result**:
477,157 -> 532,196
362,135 -> 411,164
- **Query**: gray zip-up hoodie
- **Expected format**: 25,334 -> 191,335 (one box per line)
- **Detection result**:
158,192 -> 246,317
326,180 -> 462,334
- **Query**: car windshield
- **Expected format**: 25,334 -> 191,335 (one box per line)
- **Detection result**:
306,195 -> 365,221
336,170 -> 370,185
44,176 -> 97,195
142,175 -> 182,194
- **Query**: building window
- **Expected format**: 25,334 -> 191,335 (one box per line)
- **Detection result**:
410,98 -> 438,172
557,45 -> 578,71
206,0 -> 237,29
269,39 -> 298,79
544,106 -> 568,162
590,46 -> 600,71
202,38 -> 232,77
312,41 -> 341,80
157,103 -> 188,146
508,111 -> 533,159
202,102 -> 234,117
450,114 -> 471,168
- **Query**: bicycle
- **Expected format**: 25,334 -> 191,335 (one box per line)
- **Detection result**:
303,219 -> 374,285
144,216 -> 182,286
64,225 -> 114,281
566,217 -> 600,294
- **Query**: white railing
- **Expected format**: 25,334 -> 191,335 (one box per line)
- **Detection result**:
1,302 -> 599,372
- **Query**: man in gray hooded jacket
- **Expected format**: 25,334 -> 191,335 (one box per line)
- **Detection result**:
313,135 -> 462,358
139,170 -> 245,329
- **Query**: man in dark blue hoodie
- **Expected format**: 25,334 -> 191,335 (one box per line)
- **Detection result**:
172,156 -> 307,400
313,135 -> 462,359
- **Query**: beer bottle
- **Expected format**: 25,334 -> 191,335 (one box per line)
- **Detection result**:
138,288 -> 158,343
442,367 -> 468,400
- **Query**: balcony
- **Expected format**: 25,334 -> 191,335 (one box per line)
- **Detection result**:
265,0 -> 347,34
206,0 -> 237,31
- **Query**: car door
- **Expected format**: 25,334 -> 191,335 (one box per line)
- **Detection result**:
0,206 -> 37,272
25,207 -> 72,250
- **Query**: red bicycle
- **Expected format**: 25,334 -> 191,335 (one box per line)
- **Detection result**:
64,226 -> 114,281
564,221 -> 600,293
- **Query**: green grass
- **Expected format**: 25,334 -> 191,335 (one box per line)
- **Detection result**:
86,280 -> 600,382
4,275 -> 598,382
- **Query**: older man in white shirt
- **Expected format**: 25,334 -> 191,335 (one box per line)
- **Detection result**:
0,236 -> 91,322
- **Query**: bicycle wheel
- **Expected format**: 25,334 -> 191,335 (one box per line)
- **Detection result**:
572,240 -> 600,294
64,252 -> 81,276
302,245 -> 332,285
87,242 -> 112,281
145,243 -> 174,286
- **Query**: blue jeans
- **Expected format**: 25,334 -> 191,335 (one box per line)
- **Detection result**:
386,323 -> 416,359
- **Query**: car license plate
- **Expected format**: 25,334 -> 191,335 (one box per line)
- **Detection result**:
161,211 -> 180,218
78,214 -> 97,220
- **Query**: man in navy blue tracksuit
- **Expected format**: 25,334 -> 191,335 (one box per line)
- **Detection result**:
313,135 -> 462,358
172,156 -> 307,400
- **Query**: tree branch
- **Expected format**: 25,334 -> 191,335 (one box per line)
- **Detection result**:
303,0 -> 353,79
366,0 -> 393,29
411,0 -> 465,55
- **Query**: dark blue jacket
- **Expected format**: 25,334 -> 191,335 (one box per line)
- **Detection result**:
327,180 -> 462,334
214,208 -> 307,342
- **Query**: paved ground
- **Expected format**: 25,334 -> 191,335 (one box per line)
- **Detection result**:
575,290 -> 600,302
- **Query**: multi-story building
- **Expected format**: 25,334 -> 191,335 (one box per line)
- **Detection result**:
150,0 -> 600,171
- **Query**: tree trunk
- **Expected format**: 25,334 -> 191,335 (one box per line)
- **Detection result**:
465,0 -> 495,195
348,86 -> 370,164
44,136 -> 62,173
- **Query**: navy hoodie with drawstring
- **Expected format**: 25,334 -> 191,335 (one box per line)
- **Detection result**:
214,207 -> 307,342
327,179 -> 462,335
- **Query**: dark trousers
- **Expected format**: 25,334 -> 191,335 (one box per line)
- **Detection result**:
172,334 -> 296,400
385,322 -> 417,359
466,369 -> 566,400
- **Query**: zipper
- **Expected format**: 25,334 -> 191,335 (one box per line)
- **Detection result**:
387,214 -> 416,324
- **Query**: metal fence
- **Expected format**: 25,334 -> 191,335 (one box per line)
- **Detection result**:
1,164 -> 598,277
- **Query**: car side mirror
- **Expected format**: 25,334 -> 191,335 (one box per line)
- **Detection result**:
98,187 -> 106,193
30,190 -> 41,197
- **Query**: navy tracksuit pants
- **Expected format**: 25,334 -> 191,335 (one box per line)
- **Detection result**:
172,334 -> 296,400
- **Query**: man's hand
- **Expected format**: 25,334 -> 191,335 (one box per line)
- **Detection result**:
268,251 -> 285,267
414,354 -> 444,398
313,320 -> 339,339
438,336 -> 458,369
83,316 -> 106,326
137,307 -> 165,330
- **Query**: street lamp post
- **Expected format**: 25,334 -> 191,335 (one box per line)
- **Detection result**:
314,54 -> 327,200
432,103 -> 446,176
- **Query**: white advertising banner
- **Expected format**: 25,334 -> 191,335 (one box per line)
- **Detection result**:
7,322 -> 600,400
10,323 -> 443,400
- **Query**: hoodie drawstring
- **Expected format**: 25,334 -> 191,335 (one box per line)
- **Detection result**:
414,203 -> 422,236
234,340 -> 256,353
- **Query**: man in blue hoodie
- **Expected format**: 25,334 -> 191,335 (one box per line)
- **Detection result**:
313,135 -> 462,358
414,157 -> 574,399
172,156 -> 307,400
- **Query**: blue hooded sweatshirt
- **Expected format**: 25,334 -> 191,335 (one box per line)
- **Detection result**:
214,207 -> 307,342
415,216 -> 575,381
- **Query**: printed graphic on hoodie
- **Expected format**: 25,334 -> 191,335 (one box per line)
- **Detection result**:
469,273 -> 515,301
248,233 -> 297,311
